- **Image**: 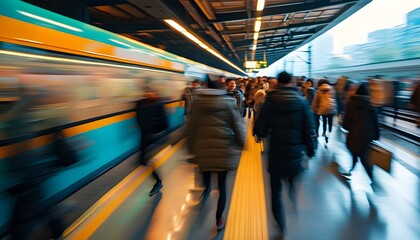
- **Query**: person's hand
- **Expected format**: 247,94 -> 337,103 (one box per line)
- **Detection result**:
254,135 -> 262,143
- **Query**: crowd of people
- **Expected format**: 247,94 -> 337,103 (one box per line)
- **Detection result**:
181,72 -> 420,239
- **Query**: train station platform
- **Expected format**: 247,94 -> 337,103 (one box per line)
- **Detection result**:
13,118 -> 420,240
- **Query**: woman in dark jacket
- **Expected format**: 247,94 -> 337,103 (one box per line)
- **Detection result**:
342,83 -> 380,180
187,87 -> 245,231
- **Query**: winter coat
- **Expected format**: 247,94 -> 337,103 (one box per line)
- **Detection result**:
369,79 -> 387,107
312,84 -> 336,115
187,89 -> 246,172
342,95 -> 380,155
135,97 -> 168,147
254,87 -> 315,177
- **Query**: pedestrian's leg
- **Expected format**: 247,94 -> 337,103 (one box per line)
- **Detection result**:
328,114 -> 333,132
314,114 -> 320,137
201,171 -> 211,205
321,115 -> 327,136
270,174 -> 285,233
216,172 -> 227,220
350,154 -> 358,172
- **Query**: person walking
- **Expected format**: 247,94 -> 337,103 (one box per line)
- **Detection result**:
135,88 -> 168,196
254,71 -> 315,238
312,81 -> 336,143
187,82 -> 245,232
341,83 -> 380,182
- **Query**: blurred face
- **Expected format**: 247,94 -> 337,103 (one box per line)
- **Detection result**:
305,80 -> 313,88
219,77 -> 226,84
227,80 -> 236,91
192,82 -> 199,88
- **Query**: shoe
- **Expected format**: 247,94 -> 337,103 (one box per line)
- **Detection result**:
325,136 -> 328,143
149,181 -> 163,196
322,132 -> 326,137
340,172 -> 351,181
216,217 -> 226,232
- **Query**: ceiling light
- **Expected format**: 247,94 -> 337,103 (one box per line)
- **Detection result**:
256,0 -> 265,11
164,19 -> 246,74
254,17 -> 262,32
253,32 -> 259,41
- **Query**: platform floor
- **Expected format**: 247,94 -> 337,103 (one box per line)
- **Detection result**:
7,118 -> 417,240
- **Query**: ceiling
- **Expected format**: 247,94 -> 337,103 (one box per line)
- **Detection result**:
23,0 -> 371,75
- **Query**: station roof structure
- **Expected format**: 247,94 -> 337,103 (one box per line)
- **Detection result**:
24,0 -> 371,75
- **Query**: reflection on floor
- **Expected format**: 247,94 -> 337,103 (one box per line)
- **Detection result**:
62,120 -> 419,240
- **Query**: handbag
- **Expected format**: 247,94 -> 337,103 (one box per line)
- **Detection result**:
367,141 -> 392,173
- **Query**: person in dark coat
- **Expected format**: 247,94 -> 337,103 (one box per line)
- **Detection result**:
135,88 -> 169,196
341,83 -> 380,180
254,71 -> 315,237
187,83 -> 245,232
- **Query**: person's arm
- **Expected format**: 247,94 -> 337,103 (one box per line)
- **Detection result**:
253,97 -> 270,138
302,100 -> 315,157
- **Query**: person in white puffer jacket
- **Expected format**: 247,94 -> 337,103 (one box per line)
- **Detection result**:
312,82 -> 336,140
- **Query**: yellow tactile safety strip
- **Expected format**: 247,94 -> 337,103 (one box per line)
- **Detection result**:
224,117 -> 269,240
63,139 -> 185,239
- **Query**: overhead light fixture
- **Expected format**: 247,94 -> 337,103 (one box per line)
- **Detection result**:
253,32 -> 259,41
256,0 -> 265,11
164,19 -> 245,74
254,17 -> 262,32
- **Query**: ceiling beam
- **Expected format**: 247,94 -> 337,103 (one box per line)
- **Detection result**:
221,19 -> 330,35
233,34 -> 311,48
212,0 -> 358,23
99,22 -> 169,33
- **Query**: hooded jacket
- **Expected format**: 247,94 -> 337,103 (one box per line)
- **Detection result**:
187,89 -> 246,171
343,95 -> 380,155
312,84 -> 336,115
254,87 -> 315,176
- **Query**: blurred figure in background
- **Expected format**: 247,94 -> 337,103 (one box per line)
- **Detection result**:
369,77 -> 386,122
244,79 -> 258,118
135,87 -> 168,196
253,82 -> 269,120
187,80 -> 245,232
409,81 -> 420,128
312,80 -> 336,142
2,85 -> 65,240
254,71 -> 315,239
226,79 -> 245,117
182,79 -> 201,116
341,83 -> 380,183
334,76 -> 351,124
303,79 -> 315,106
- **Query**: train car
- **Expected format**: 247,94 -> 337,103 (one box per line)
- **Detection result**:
0,0 -> 242,236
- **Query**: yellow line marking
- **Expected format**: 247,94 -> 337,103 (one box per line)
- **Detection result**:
224,117 -> 268,240
63,139 -> 185,239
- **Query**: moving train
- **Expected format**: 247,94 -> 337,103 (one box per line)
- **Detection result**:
0,0 -> 241,236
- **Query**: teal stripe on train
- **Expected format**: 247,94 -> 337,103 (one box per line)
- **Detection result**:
0,105 -> 184,237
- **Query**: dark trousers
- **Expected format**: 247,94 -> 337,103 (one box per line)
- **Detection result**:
270,173 -> 298,232
139,138 -> 161,182
202,171 -> 227,220
321,114 -> 334,134
351,150 -> 372,180
314,114 -> 320,135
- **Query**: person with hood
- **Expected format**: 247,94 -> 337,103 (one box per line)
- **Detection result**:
253,82 -> 269,120
341,83 -> 380,181
254,71 -> 315,238
312,81 -> 336,141
187,80 -> 245,232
